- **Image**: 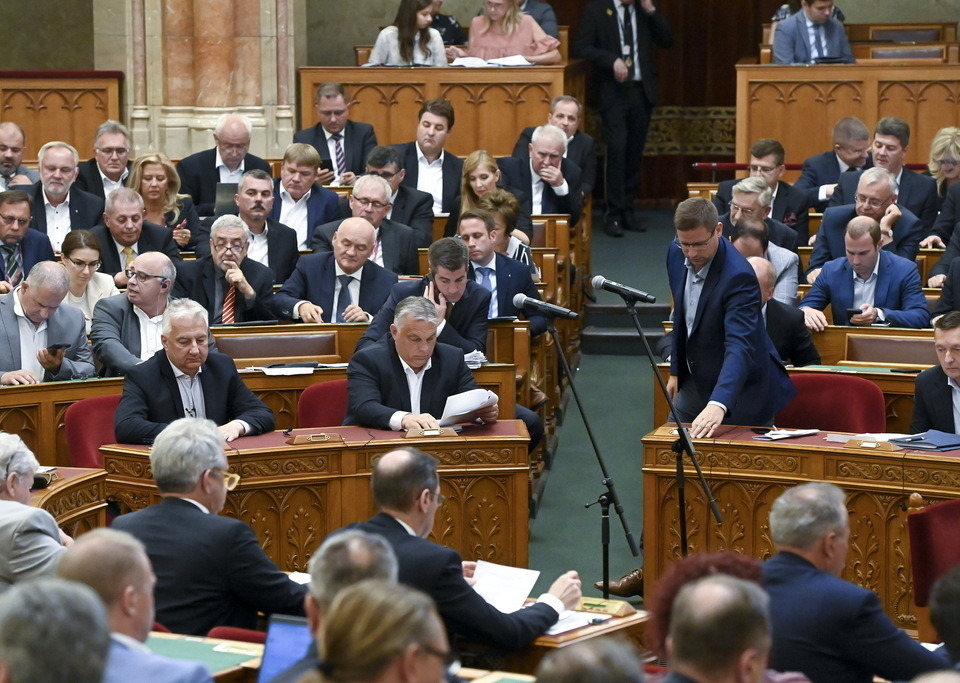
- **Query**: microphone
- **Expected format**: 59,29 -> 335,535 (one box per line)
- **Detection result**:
591,275 -> 656,303
512,293 -> 578,320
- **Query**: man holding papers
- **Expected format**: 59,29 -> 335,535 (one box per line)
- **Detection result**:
911,311 -> 960,434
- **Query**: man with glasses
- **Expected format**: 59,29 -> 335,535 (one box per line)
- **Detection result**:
268,143 -> 339,251
114,298 -> 274,444
91,251 -> 176,377
0,190 -> 54,294
0,122 -> 39,190
796,116 -> 873,214
313,174 -> 419,276
719,177 -> 799,253
112,417 -> 303,635
173,215 -> 275,325
806,167 -> 921,284
74,120 -> 132,201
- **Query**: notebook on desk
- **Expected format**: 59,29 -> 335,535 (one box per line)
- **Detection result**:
257,614 -> 312,683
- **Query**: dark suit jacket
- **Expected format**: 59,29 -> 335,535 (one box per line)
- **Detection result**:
795,150 -> 873,212
0,229 -> 54,281
19,183 -> 105,235
766,299 -> 821,366
73,158 -> 131,199
112,497 -> 307,636
714,179 -> 810,243
497,156 -> 583,226
800,250 -> 929,328
334,185 -> 435,249
931,181 -> 960,246
911,365 -> 955,433
341,513 -> 558,650
271,252 -> 397,322
719,212 -> 798,253
480,252 -> 547,336
807,204 -> 922,275
513,128 -> 597,196
830,167 -> 940,236
394,142 -> 463,214
268,178 -> 339,248
667,235 -> 796,425
175,148 -> 271,216
519,0 -> 557,37
172,256 -> 275,325
357,277 -> 492,354
292,120 -> 377,177
312,218 -> 419,276
762,551 -> 947,683
772,11 -> 854,64
250,218 -> 300,284
90,221 -> 182,276
114,349 -> 275,444
932,256 -> 960,320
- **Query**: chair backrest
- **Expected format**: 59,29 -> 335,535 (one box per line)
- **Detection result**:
774,373 -> 886,432
298,379 -> 349,427
908,497 -> 960,606
207,625 -> 267,644
212,332 -> 339,366
63,394 -> 122,467
844,334 -> 937,367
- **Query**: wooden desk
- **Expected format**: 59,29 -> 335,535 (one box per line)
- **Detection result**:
103,421 -> 531,571
810,325 -> 933,366
30,467 -> 107,536
147,632 -> 261,683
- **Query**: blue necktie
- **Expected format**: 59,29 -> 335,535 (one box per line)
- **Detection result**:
336,274 -> 353,322
477,266 -> 493,292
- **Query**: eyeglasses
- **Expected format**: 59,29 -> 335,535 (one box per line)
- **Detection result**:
366,169 -> 398,181
350,196 -> 390,210
854,193 -> 893,210
674,234 -> 717,251
209,468 -> 241,491
0,214 -> 30,228
747,164 -> 778,174
937,159 -> 960,168
729,202 -> 758,216
96,147 -> 129,157
212,242 -> 246,254
420,643 -> 461,676
124,269 -> 167,284
68,258 -> 101,271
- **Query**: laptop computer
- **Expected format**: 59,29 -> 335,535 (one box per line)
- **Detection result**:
256,614 -> 312,683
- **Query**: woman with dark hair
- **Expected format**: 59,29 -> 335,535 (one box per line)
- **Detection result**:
368,0 -> 447,67
129,153 -> 202,250
59,230 -> 120,334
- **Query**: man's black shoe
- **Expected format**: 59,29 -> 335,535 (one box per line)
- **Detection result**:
604,217 -> 624,237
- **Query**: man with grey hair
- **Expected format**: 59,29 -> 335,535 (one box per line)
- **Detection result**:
112,418 -> 306,635
176,112 -> 272,217
114,298 -> 274,444
0,122 -> 40,190
57,528 -> 213,682
807,166 -> 922,283
345,295 -> 498,430
719,176 -> 799,252
91,251 -> 177,377
761,482 -> 947,682
173,214 -> 275,325
0,260 -> 94,384
0,432 -> 71,592
0,578 -> 110,683
75,120 -> 132,200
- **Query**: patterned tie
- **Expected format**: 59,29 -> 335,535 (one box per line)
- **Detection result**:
332,133 -> 346,176
335,274 -> 353,322
221,284 -> 236,324
122,246 -> 135,269
2,245 -> 21,287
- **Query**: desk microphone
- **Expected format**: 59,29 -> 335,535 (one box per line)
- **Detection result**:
512,293 -> 578,320
591,275 -> 656,303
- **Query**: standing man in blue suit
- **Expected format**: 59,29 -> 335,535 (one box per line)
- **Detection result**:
269,143 -> 338,251
666,198 -> 795,438
795,116 -> 872,213
773,0 -> 854,64
0,190 -> 54,294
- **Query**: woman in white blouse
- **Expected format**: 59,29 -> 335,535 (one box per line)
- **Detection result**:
59,230 -> 120,334
367,0 -> 447,67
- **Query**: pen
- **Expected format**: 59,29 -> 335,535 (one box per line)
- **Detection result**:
900,437 -> 923,442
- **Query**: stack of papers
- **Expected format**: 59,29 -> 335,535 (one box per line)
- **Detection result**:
451,55 -> 534,67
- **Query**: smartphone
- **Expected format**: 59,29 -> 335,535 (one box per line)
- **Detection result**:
845,308 -> 862,320
424,274 -> 440,303
318,158 -> 334,174
46,343 -> 69,353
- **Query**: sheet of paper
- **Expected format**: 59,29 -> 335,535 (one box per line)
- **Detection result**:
288,571 -> 311,585
753,428 -> 819,441
852,433 -> 912,442
487,55 -> 534,66
546,611 -> 612,636
451,57 -> 492,68
440,389 -> 497,426
472,560 -> 539,614
254,366 -> 315,376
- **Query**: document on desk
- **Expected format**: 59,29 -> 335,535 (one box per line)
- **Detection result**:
472,560 -> 539,613
440,389 -> 497,426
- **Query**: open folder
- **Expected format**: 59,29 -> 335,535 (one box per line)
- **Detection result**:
890,430 -> 960,451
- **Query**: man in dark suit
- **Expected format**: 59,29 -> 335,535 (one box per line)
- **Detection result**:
73,120 -> 132,201
0,190 -> 54,293
930,256 -> 960,322
0,122 -> 40,190
667,198 -> 796,438
923,182 -> 960,286
713,139 -> 810,242
911,311 -> 960,434
293,82 -> 377,187
795,116 -> 872,213
272,217 -> 397,323
395,98 -> 463,214
772,0 -> 855,64
731,216 -> 798,306
512,95 -> 597,200
269,143 -> 339,251
176,113 -> 272,216
357,237 -> 490,354
112,417 -> 306,635
762,483 -> 947,683
518,0 -> 557,37
718,177 -> 799,252
800,216 -> 929,329
173,215 -> 275,325
498,125 -> 583,227
312,174 -> 419,276
573,0 -> 672,236
807,167 -> 923,282
749,257 -> 820,367
114,298 -> 275,444
830,117 -> 939,238
89,188 -> 181,287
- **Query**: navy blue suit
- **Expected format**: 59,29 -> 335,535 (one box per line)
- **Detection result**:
293,120 -> 377,177
762,551 -> 947,683
911,364 -> 955,433
795,150 -> 872,212
713,179 -> 809,243
394,142 -> 463,214
1,230 -> 54,282
800,250 -> 929,328
497,156 -> 583,226
311,218 -> 419,277
268,178 -> 338,249
667,235 -> 795,425
830,167 -> 939,236
807,204 -> 922,275
271,252 -> 397,322
476,252 -> 546,336
175,149 -> 271,217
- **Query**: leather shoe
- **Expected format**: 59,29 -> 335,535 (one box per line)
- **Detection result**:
622,211 -> 646,232
594,568 -> 643,598
604,217 -> 624,237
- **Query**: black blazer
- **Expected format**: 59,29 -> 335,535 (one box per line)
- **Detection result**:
335,185 -> 436,249
497,155 -> 583,226
19,183 -> 105,235
482,252 -> 547,336
312,218 -> 419,277
911,364 -> 955,434
931,181 -> 960,246
292,120 -> 377,177
513,127 -> 597,196
795,150 -> 873,213
90,221 -> 182,276
341,513 -> 558,650
114,349 -> 276,444
271,251 -> 398,322
112,497 -> 307,636
175,148 -> 271,216
268,178 -> 340,248
243,218 -> 301,284
931,256 -> 960,320
720,212 -> 798,253
714,179 -> 810,243
172,255 -> 276,324
356,277 -> 492,354
73,158 -> 132,199
765,299 -> 821,367
394,141 -> 463,214
830,167 -> 939,236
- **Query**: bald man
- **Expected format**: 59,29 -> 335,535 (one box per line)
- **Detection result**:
748,256 -> 820,367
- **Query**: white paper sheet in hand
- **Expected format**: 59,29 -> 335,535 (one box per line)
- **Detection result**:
440,389 -> 497,426
472,560 -> 540,614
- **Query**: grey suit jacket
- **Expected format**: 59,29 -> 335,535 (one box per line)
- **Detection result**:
773,11 -> 854,64
90,294 -> 150,377
0,500 -> 65,594
103,637 -> 212,683
767,242 -> 799,305
0,293 -> 94,381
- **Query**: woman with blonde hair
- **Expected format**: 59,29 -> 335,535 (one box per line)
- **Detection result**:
368,0 -> 447,67
128,153 -> 201,250
444,149 -> 532,241
449,0 -> 560,65
928,126 -> 960,201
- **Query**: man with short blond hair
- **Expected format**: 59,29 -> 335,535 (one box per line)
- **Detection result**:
269,142 -> 339,250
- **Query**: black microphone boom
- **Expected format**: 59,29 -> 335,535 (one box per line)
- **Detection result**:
512,293 -> 578,319
591,275 -> 656,303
